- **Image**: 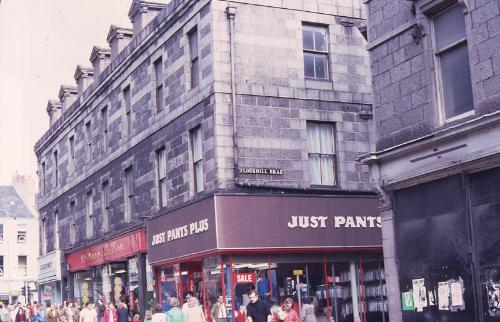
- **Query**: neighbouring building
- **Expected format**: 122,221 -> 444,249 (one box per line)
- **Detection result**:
35,0 -> 388,321
361,0 -> 500,321
0,176 -> 39,304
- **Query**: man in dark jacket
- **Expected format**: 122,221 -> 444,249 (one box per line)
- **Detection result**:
116,303 -> 129,322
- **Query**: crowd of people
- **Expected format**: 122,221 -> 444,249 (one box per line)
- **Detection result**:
0,290 -> 313,322
0,300 -> 140,322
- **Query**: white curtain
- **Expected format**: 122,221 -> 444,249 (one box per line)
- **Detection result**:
307,123 -> 335,185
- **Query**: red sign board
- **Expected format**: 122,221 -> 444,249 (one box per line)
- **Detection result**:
66,230 -> 147,272
232,272 -> 256,284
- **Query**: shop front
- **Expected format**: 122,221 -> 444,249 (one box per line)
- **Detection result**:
38,250 -> 63,306
148,194 -> 388,322
66,230 -> 155,318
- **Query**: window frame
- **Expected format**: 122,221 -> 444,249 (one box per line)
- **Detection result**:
68,135 -> 75,172
188,27 -> 199,89
124,166 -> 134,223
123,85 -> 132,135
101,180 -> 110,232
0,256 -> 3,277
53,150 -> 59,187
41,218 -> 47,255
306,121 -> 338,187
18,255 -> 27,277
154,58 -> 164,111
302,23 -> 330,80
430,4 -> 474,123
157,147 -> 168,207
190,126 -> 204,194
85,121 -> 92,163
0,224 -> 3,244
101,106 -> 109,153
69,201 -> 76,245
86,190 -> 93,239
17,224 -> 27,244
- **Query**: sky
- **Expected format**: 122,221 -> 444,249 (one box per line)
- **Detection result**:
0,0 -> 132,185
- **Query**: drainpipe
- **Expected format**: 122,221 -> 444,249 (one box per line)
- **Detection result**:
226,6 -> 239,182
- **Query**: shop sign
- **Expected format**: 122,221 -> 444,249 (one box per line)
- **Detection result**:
286,215 -> 381,229
66,230 -> 147,272
232,272 -> 256,284
37,250 -> 61,283
151,219 -> 209,246
293,270 -> 303,276
239,168 -> 284,175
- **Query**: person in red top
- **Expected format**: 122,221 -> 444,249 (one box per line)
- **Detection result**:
272,299 -> 298,322
103,303 -> 118,322
234,305 -> 246,322
15,308 -> 26,322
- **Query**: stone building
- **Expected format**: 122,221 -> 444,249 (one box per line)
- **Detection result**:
0,176 -> 38,304
35,1 -> 387,321
361,0 -> 500,321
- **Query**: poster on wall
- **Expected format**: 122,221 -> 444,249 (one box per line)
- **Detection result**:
449,278 -> 466,312
401,291 -> 414,311
412,278 -> 427,312
438,281 -> 450,310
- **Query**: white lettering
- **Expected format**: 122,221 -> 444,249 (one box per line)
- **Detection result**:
334,216 -> 346,228
355,216 -> 367,228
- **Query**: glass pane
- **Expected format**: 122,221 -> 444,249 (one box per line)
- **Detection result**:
195,161 -> 204,193
319,124 -> 334,154
309,155 -> 321,185
304,54 -> 316,78
303,29 -> 314,50
191,59 -> 200,88
434,6 -> 466,50
161,179 -> 168,206
155,59 -> 163,83
203,256 -> 223,322
307,123 -> 321,153
192,128 -> 203,161
320,156 -> 335,186
314,30 -> 327,52
189,30 -> 198,58
159,149 -> 166,178
160,264 -> 181,311
314,55 -> 328,79
440,44 -> 473,118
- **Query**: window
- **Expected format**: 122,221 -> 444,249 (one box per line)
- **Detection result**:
18,256 -> 27,276
69,201 -> 76,244
17,224 -> 27,243
307,122 -> 336,186
41,162 -> 46,195
54,211 -> 60,250
124,86 -> 132,135
433,5 -> 473,120
0,256 -> 3,277
69,136 -> 75,171
188,27 -> 199,88
41,218 -> 47,255
190,126 -> 204,193
102,180 -> 110,232
53,150 -> 58,187
101,106 -> 108,152
302,24 -> 329,79
0,224 -> 3,243
86,121 -> 92,162
86,191 -> 93,239
124,167 -> 133,223
154,58 -> 163,111
157,148 -> 168,207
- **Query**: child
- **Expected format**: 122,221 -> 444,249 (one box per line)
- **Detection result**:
234,305 -> 246,322
133,314 -> 140,322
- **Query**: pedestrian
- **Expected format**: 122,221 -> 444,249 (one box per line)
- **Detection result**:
0,304 -> 8,322
150,305 -> 165,322
96,300 -> 106,322
15,308 -> 27,322
46,305 -> 59,322
143,311 -> 152,322
103,304 -> 117,322
273,299 -> 298,322
246,290 -> 272,322
62,302 -> 77,322
116,303 -> 128,322
210,296 -> 227,322
183,297 -> 205,322
132,315 -> 139,322
299,298 -> 315,322
234,305 -> 246,322
165,298 -> 183,322
35,306 -> 46,322
79,303 -> 97,322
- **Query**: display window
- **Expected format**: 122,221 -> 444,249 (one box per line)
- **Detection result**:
155,254 -> 387,322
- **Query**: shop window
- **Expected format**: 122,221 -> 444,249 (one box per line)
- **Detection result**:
154,58 -> 163,111
190,126 -> 204,194
0,256 -> 3,277
17,224 -> 27,243
110,262 -> 128,304
159,264 -> 182,311
18,255 -> 27,276
124,86 -> 132,135
157,148 -> 168,207
307,122 -> 336,186
432,5 -> 473,121
188,27 -> 199,88
302,24 -> 329,79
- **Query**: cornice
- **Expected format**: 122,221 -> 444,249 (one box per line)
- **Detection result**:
89,46 -> 111,63
128,0 -> 166,20
58,85 -> 77,101
46,99 -> 61,113
106,25 -> 133,43
74,65 -> 94,81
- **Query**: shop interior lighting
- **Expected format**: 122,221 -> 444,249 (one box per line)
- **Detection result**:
115,269 -> 127,274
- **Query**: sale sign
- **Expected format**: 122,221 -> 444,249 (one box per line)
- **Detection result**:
232,272 -> 256,284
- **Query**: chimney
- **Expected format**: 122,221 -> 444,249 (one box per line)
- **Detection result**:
107,25 -> 133,60
90,46 -> 111,77
46,99 -> 62,126
59,85 -> 78,113
74,65 -> 94,96
128,0 -> 167,37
